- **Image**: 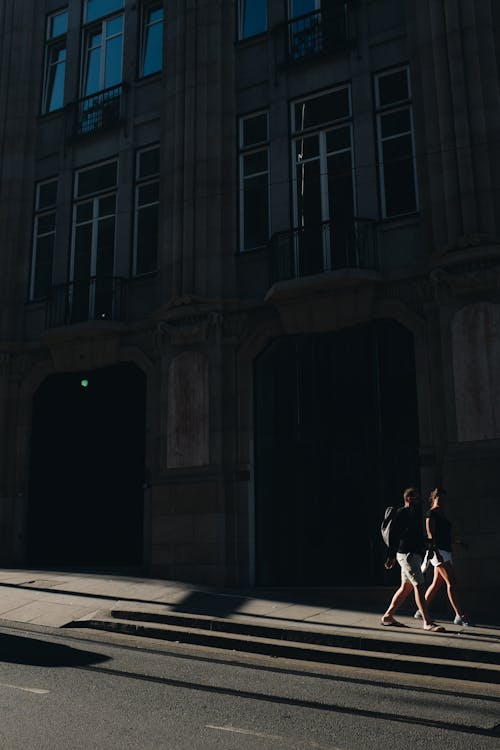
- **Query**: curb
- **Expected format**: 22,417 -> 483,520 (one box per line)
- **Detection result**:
65,611 -> 500,685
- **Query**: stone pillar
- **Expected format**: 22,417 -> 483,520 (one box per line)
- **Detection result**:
407,0 -> 500,254
160,0 -> 237,303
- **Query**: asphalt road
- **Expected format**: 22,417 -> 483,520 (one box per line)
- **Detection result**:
0,623 -> 499,750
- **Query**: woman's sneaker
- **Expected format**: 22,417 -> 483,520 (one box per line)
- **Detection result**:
414,609 -> 423,619
454,615 -> 473,626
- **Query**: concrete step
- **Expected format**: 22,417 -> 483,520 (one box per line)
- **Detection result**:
66,610 -> 500,684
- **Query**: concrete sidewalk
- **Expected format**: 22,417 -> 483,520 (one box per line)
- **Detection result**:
0,568 -> 499,683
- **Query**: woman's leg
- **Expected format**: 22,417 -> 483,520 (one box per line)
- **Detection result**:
425,566 -> 445,604
435,562 -> 462,618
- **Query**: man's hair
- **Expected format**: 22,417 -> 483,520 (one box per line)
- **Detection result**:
403,486 -> 419,501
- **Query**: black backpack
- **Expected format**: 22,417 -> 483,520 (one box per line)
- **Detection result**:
381,506 -> 397,547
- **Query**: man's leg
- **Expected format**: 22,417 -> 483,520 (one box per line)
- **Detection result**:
382,581 -> 412,621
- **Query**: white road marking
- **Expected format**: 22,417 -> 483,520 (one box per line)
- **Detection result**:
206,724 -> 284,741
0,682 -> 49,695
206,725 -> 343,749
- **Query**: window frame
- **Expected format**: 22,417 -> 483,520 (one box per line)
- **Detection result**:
375,65 -> 419,219
71,159 -> 119,283
133,145 -> 160,276
238,111 -> 271,252
80,11 -> 124,97
237,0 -> 268,41
41,8 -> 68,114
30,179 -> 58,301
139,2 -> 164,78
291,85 -> 355,227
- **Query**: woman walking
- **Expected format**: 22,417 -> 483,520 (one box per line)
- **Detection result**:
416,488 -> 472,626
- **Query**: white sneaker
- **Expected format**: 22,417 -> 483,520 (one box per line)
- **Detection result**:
414,610 -> 423,619
454,615 -> 473,626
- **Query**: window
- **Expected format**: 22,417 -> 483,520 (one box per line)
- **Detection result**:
375,67 -> 418,218
134,146 -> 160,275
239,112 -> 270,251
238,0 -> 267,40
82,14 -> 124,96
140,3 -> 164,77
42,9 -> 68,113
31,180 -> 57,300
71,161 -> 119,320
292,87 -> 356,273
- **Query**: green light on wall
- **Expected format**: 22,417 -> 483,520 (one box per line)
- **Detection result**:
80,378 -> 89,388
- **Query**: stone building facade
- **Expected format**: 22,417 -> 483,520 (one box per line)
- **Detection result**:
0,0 -> 499,614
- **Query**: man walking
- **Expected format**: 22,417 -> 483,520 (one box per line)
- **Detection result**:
381,487 -> 445,632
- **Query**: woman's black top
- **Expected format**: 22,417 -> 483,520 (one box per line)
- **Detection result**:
426,508 -> 452,551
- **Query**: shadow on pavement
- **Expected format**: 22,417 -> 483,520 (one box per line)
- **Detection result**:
0,632 -> 110,667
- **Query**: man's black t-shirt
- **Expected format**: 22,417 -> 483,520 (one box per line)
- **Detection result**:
426,508 -> 452,551
388,506 -> 425,558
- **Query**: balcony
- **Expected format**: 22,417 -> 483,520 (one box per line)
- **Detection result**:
285,4 -> 353,65
76,85 -> 123,136
46,276 -> 127,328
268,218 -> 378,285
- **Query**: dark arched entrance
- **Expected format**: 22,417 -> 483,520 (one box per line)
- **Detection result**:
27,362 -> 146,566
254,320 -> 420,586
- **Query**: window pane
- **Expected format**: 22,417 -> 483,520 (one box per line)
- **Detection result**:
295,134 -> 319,161
136,204 -> 159,274
378,70 -> 409,107
46,46 -> 66,112
37,181 -> 57,210
326,126 -> 351,153
289,0 -> 319,18
381,110 -> 411,138
295,160 -> 322,228
243,150 -> 268,176
242,114 -> 268,147
294,88 -> 350,132
138,182 -> 159,206
33,235 -> 54,299
99,195 -> 116,216
239,0 -> 267,39
77,162 -> 117,197
383,133 -> 412,161
382,151 -> 416,216
48,10 -> 68,39
138,147 -> 160,179
243,174 -> 269,248
76,202 -> 93,223
104,35 -> 123,88
85,0 -> 124,23
74,224 -> 92,279
85,47 -> 102,95
96,217 -> 115,276
107,16 -> 123,37
142,8 -> 163,77
37,214 -> 56,234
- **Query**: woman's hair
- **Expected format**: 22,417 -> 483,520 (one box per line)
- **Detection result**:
429,487 -> 447,505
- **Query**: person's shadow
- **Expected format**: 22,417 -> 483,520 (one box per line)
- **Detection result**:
0,632 -> 110,667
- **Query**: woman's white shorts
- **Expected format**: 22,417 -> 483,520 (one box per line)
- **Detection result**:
430,549 -> 453,567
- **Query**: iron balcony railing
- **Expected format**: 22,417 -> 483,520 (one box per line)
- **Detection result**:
286,4 -> 352,63
76,85 -> 123,136
268,217 -> 378,285
46,276 -> 127,328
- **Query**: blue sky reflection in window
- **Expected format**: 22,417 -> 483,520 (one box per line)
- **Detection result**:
239,0 -> 267,39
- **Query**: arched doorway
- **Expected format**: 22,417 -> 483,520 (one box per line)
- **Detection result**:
254,320 -> 420,586
27,362 -> 146,566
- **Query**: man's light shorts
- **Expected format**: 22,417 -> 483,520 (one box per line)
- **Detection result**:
396,552 -> 425,586
430,549 -> 453,567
